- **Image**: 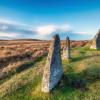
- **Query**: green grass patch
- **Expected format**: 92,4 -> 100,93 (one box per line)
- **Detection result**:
1,47 -> 100,100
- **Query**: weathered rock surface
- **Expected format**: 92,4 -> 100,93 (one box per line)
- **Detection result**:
62,36 -> 71,59
91,29 -> 100,49
42,34 -> 63,92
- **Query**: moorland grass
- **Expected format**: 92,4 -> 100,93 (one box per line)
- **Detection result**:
1,47 -> 100,100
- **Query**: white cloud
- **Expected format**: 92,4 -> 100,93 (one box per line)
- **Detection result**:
36,25 -> 56,35
75,32 -> 89,34
0,25 -> 8,31
0,18 -> 35,39
0,32 -> 20,38
0,18 -> 29,27
35,24 -> 72,36
73,31 -> 95,35
0,18 -> 94,40
57,24 -> 71,32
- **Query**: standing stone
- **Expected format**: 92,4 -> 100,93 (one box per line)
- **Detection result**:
62,36 -> 71,60
42,34 -> 63,93
90,29 -> 100,49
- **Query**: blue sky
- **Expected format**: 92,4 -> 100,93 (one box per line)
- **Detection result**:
0,0 -> 100,40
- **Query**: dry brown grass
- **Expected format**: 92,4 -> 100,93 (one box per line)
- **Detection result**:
0,57 -> 46,98
0,40 -> 49,81
0,40 -> 88,81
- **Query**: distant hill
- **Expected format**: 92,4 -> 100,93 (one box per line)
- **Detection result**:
0,39 -> 89,47
0,39 -> 42,41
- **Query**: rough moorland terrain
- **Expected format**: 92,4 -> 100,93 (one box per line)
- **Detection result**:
1,40 -> 99,100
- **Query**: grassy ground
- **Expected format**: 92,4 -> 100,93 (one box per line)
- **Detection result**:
0,47 -> 100,100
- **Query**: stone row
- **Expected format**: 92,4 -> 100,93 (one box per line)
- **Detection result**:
42,34 -> 71,93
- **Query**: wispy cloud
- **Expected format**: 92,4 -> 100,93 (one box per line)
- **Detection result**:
36,25 -> 56,35
35,24 -> 72,36
74,32 -> 91,35
0,18 -> 36,39
0,18 -> 29,27
0,24 -> 8,31
0,18 -> 94,40
0,32 -> 20,38
0,18 -> 73,39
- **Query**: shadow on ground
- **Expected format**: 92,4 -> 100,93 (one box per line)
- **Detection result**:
72,54 -> 100,62
16,53 -> 47,73
56,66 -> 100,92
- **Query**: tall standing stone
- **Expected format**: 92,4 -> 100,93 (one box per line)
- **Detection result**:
90,29 -> 100,49
62,36 -> 71,60
42,34 -> 63,93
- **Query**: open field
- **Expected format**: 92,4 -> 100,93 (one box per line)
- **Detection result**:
0,1 -> 99,100
0,40 -> 100,100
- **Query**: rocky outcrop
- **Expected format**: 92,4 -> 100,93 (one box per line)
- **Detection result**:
90,29 -> 100,49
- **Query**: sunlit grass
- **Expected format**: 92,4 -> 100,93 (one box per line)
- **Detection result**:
1,47 -> 100,100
